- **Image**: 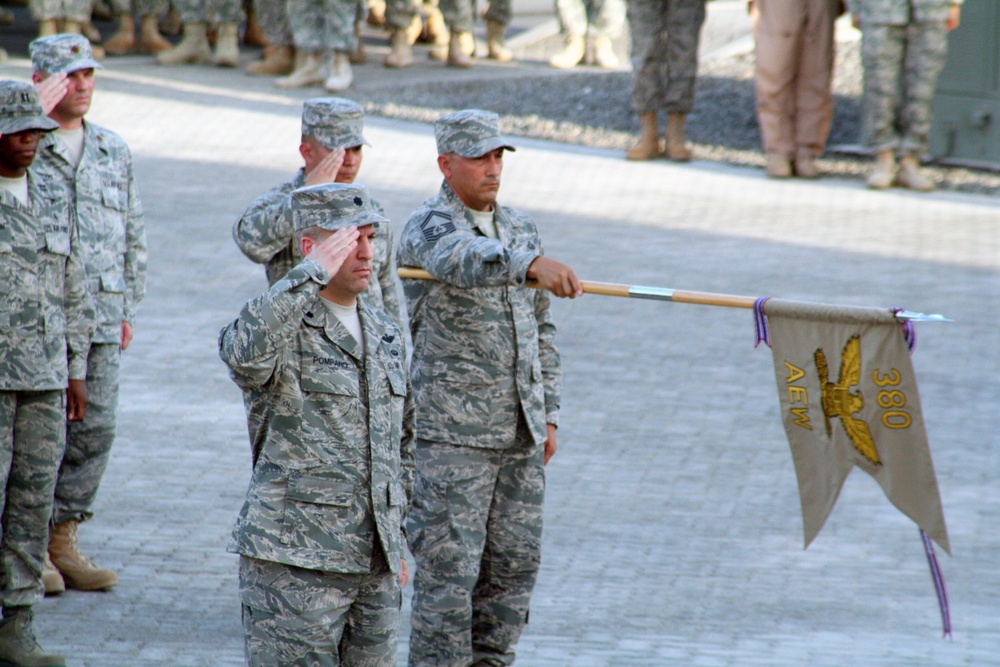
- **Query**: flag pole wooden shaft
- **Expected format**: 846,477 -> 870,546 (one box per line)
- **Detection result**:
397,267 -> 757,309
397,267 -> 951,321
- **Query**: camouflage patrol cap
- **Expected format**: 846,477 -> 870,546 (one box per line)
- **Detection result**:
0,80 -> 60,134
291,183 -> 387,232
301,97 -> 369,150
434,109 -> 516,158
30,34 -> 104,75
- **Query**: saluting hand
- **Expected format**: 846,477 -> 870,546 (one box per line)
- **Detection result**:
527,256 -> 584,298
34,73 -> 69,116
305,226 -> 359,278
305,148 -> 346,186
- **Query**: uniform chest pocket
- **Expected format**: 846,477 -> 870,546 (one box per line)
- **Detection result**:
101,179 -> 128,212
44,232 -> 70,257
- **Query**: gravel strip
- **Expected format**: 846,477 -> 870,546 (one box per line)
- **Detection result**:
354,39 -> 1000,196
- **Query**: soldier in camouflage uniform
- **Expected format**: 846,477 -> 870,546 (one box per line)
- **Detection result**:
397,109 -> 582,667
220,183 -> 414,667
849,0 -> 962,191
434,0 -> 513,66
0,79 -> 95,667
30,34 -> 149,594
155,0 -> 244,67
625,0 -> 706,162
548,0 -> 626,70
233,97 -> 402,327
275,0 -> 358,91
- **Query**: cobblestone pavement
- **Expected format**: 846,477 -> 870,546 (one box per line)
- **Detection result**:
1,27 -> 998,667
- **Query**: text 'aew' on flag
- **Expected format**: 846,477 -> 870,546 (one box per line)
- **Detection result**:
763,299 -> 950,554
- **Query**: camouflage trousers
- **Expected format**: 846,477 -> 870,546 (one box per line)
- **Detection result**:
254,0 -> 292,47
0,390 -> 65,608
860,21 -> 949,156
29,0 -> 92,21
172,0 -> 244,24
407,431 -> 544,667
108,0 -> 169,16
54,343 -> 119,525
628,0 -> 706,114
554,0 -> 625,38
439,0 -> 510,33
385,0 -> 419,31
239,556 -> 401,667
287,0 -> 356,53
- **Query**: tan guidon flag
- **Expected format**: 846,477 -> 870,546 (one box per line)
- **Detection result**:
761,299 -> 950,554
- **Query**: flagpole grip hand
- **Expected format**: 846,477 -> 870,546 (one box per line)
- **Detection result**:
526,256 -> 583,298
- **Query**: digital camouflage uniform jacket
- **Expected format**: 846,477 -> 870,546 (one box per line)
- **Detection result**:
32,122 -> 147,345
0,174 -> 94,390
847,0 -> 961,23
396,181 -> 560,450
219,259 -> 414,575
232,169 -> 402,326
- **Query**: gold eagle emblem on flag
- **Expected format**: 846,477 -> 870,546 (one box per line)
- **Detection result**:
815,335 -> 880,466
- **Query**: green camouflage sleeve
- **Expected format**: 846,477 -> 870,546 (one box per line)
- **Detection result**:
232,176 -> 299,265
534,287 -> 560,427
219,259 -> 329,390
122,146 -> 147,325
398,200 -> 538,289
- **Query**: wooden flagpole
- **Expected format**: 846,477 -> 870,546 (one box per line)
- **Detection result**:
396,267 -> 950,322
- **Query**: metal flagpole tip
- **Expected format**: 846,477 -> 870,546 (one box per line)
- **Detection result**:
894,311 -> 954,323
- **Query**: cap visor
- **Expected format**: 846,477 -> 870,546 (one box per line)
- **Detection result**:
316,210 -> 389,231
456,137 -> 517,158
52,58 -> 104,74
0,115 -> 60,134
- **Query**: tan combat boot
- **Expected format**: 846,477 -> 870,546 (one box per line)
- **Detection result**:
486,19 -> 512,62
213,22 -> 240,66
157,22 -> 212,65
138,14 -> 172,54
37,18 -> 58,37
247,45 -> 294,75
549,34 -> 584,69
765,153 -> 792,179
102,14 -> 136,55
275,51 -> 325,88
384,29 -> 414,68
0,607 -> 65,667
866,150 -> 897,189
42,554 -> 65,596
324,51 -> 353,91
664,111 -> 692,162
48,521 -> 117,591
591,34 -> 618,69
625,112 -> 661,161
794,153 -> 819,179
896,154 -> 934,191
447,29 -> 473,67
425,7 -> 448,59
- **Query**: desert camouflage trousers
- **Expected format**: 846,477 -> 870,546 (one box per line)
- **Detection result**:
54,343 -> 120,525
239,556 -> 401,667
287,0 -> 356,52
0,390 -> 65,608
108,0 -> 169,16
628,0 -> 706,114
29,0 -> 91,21
555,0 -> 625,38
860,21 -> 949,156
172,0 -> 244,23
407,425 -> 544,667
254,0 -> 293,46
438,0 -> 510,33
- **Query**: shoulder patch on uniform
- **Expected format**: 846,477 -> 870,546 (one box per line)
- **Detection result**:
419,210 -> 456,243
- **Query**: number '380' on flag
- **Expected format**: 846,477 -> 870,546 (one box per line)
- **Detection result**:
760,299 -> 950,554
